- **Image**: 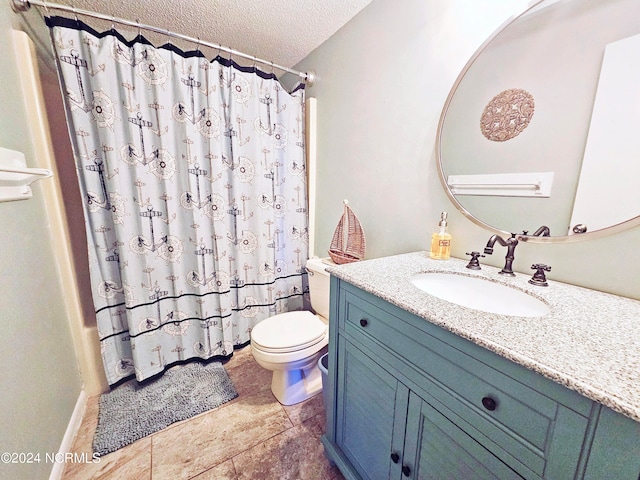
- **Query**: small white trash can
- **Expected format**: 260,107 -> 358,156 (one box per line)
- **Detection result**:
318,353 -> 329,409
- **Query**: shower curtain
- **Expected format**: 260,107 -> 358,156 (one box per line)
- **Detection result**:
46,16 -> 308,386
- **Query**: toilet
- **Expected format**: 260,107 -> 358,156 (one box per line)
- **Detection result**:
250,257 -> 331,405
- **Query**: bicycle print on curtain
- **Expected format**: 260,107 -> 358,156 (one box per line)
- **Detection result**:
47,16 -> 309,386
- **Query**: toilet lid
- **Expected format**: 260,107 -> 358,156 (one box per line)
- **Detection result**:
251,311 -> 327,353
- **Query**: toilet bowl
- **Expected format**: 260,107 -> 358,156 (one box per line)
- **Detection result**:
250,257 -> 331,405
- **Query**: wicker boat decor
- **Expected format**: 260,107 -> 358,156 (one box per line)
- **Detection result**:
328,199 -> 366,264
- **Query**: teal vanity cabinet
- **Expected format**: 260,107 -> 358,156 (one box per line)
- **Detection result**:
321,276 -> 640,480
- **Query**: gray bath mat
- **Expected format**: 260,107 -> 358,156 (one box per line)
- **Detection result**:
93,361 -> 238,456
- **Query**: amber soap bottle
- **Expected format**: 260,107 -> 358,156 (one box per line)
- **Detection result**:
430,212 -> 451,260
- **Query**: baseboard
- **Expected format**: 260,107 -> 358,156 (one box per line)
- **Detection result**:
49,390 -> 87,480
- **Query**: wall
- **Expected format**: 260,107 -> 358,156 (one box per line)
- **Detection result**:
0,4 -> 82,480
296,0 -> 640,300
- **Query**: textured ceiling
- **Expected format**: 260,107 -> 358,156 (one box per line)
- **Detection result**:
45,0 -> 373,71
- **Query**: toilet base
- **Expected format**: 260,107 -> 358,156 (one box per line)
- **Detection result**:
269,355 -> 324,405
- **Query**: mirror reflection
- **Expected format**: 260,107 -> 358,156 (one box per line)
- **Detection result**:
437,0 -> 640,241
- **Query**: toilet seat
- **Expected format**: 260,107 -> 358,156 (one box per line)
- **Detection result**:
251,311 -> 327,354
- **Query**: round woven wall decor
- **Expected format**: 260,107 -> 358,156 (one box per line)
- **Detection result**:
480,88 -> 535,142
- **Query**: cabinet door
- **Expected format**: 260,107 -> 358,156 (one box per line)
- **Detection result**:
403,393 -> 525,480
584,407 -> 640,480
336,339 -> 409,480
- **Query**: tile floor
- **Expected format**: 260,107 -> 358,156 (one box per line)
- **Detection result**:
62,347 -> 345,479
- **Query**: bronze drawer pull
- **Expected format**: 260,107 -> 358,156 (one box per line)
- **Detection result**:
482,396 -> 498,411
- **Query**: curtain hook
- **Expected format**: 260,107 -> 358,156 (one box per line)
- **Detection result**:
136,19 -> 141,39
42,0 -> 49,14
110,15 -> 116,32
195,37 -> 201,56
71,4 -> 78,23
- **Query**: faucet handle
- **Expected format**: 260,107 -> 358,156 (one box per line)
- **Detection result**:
465,251 -> 485,270
529,264 -> 551,287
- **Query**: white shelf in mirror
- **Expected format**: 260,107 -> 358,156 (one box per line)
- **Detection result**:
447,172 -> 554,197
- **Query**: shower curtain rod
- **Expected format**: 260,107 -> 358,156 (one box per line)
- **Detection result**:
11,0 -> 316,84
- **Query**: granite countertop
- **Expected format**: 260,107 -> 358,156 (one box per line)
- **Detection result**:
327,251 -> 640,422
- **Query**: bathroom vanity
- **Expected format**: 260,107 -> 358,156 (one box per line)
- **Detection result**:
321,252 -> 640,480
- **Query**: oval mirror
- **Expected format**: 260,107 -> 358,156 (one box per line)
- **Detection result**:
437,0 -> 640,242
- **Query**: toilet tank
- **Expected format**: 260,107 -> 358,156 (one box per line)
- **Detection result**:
305,257 -> 332,320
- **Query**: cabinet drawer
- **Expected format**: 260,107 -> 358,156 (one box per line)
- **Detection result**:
341,288 -> 589,478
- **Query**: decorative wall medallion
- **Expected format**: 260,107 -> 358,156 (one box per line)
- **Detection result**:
480,88 -> 535,142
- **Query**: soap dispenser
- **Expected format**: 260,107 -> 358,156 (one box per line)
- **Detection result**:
430,212 -> 452,260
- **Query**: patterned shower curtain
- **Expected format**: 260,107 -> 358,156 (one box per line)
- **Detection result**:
47,17 -> 308,386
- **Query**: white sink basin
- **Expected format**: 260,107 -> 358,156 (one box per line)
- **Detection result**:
410,272 -> 549,317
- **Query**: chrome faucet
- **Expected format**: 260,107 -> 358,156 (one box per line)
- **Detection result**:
484,233 -> 518,276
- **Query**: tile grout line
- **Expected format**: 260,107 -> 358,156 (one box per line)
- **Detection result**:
149,433 -> 153,480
